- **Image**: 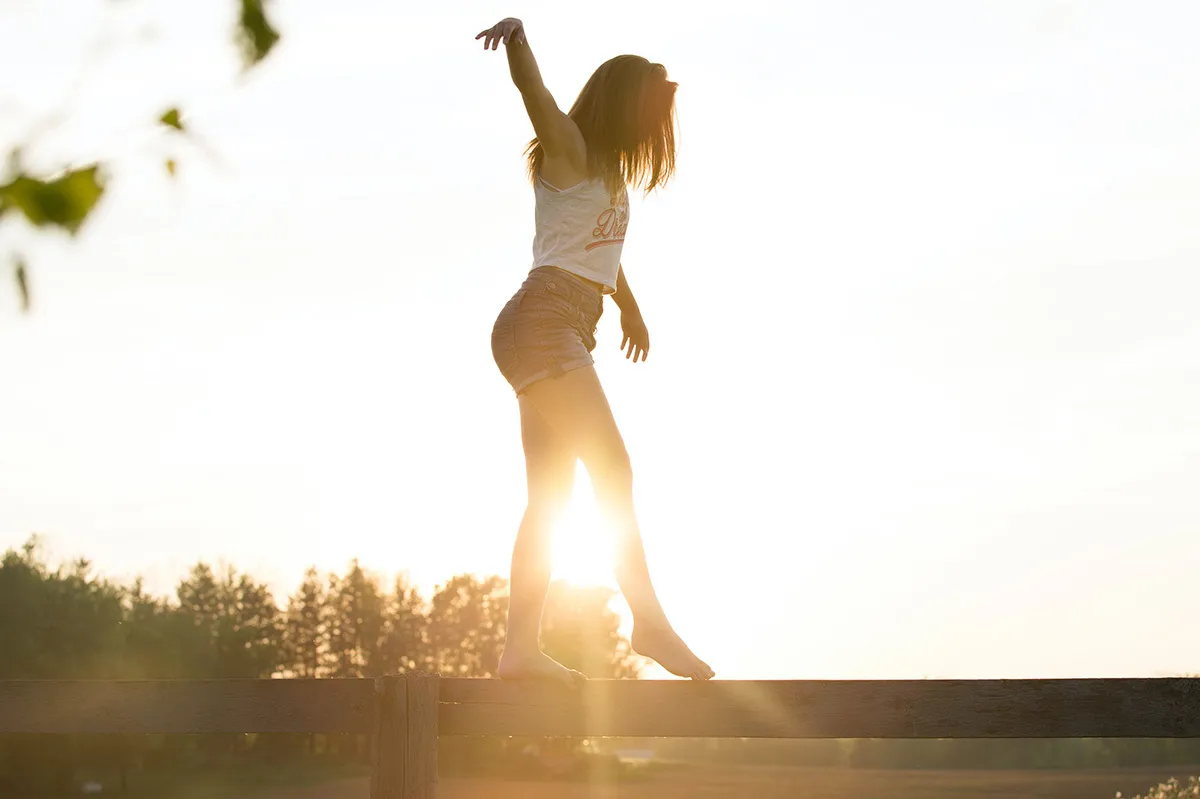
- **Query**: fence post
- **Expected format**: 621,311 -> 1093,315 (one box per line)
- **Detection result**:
370,675 -> 406,799
404,671 -> 439,799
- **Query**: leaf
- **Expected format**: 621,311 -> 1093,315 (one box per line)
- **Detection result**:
159,107 -> 184,132
15,257 -> 30,312
0,165 -> 106,236
165,158 -> 177,178
236,0 -> 280,68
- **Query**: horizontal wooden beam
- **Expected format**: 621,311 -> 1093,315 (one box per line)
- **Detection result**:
439,678 -> 1200,739
0,679 -> 375,734
2,678 -> 1197,738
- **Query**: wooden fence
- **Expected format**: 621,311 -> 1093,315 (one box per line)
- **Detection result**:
2,676 -> 1198,798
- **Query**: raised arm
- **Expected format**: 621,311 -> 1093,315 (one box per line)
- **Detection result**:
476,18 -> 583,162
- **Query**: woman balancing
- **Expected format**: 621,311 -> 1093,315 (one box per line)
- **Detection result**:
478,17 -> 714,685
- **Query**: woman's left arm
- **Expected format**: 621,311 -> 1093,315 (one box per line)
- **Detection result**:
613,265 -> 650,363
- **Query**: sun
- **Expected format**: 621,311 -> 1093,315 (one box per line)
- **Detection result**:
551,463 -> 617,586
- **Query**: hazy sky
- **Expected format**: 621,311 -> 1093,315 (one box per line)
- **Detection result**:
1,0 -> 1198,680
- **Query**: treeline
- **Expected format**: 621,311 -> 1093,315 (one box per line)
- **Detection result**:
0,537 -> 639,683
0,537 -> 639,794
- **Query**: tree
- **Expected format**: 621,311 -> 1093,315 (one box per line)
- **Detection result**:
174,563 -> 222,677
0,539 -> 149,791
282,567 -> 327,678
426,574 -> 509,678
174,562 -> 282,679
0,538 -> 126,679
0,0 -> 280,311
540,581 -> 643,679
122,577 -> 189,679
323,560 -> 387,679
221,570 -> 283,678
380,574 -> 428,673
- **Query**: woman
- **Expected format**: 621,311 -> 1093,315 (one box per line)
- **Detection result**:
478,17 -> 713,685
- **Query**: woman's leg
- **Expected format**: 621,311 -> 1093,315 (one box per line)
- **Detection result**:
522,365 -> 714,680
497,395 -> 587,686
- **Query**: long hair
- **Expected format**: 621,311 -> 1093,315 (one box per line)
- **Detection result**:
526,55 -> 678,194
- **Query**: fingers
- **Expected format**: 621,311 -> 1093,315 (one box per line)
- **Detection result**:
476,27 -> 499,49
476,21 -> 524,49
621,339 -> 648,362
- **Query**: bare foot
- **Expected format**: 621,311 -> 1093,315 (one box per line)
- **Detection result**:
632,622 -> 714,680
497,648 -> 587,688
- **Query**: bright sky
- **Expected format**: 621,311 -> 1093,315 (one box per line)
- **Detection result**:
1,0 -> 1198,681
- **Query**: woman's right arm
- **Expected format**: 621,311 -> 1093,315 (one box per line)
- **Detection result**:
477,18 -> 583,163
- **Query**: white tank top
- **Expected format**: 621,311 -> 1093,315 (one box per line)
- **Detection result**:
530,175 -> 629,294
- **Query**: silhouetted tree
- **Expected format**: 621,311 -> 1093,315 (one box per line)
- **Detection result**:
540,581 -> 643,678
426,574 -> 508,677
323,560 -> 386,679
282,567 -> 327,678
0,538 -> 125,679
380,574 -> 428,673
175,563 -> 282,679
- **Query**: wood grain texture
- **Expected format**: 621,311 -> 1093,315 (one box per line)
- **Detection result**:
404,672 -> 439,799
370,676 -> 406,799
0,679 -> 375,734
438,678 -> 1200,739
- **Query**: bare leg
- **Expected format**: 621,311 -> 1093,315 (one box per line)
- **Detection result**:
497,395 -> 587,687
522,366 -> 713,681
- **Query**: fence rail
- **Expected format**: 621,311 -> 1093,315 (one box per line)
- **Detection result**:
2,676 -> 1198,798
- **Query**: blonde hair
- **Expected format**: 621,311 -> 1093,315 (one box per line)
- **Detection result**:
526,55 -> 678,194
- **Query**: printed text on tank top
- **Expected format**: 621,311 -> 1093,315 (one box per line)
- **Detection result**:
532,174 -> 627,294
539,176 -> 628,252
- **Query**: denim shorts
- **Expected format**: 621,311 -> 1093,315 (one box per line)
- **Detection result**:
491,266 -> 604,395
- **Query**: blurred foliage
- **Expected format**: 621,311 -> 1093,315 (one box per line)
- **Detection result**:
14,257 -> 29,311
0,0 -> 279,312
158,107 -> 185,132
0,163 -> 107,236
236,0 -> 281,68
1122,777 -> 1200,799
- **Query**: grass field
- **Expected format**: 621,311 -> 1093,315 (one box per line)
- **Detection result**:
239,764 -> 1198,799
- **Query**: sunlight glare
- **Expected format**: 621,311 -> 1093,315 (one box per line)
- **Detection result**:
552,463 -> 617,586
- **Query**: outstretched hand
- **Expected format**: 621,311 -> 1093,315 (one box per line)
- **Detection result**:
475,18 -> 525,50
621,311 -> 650,363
